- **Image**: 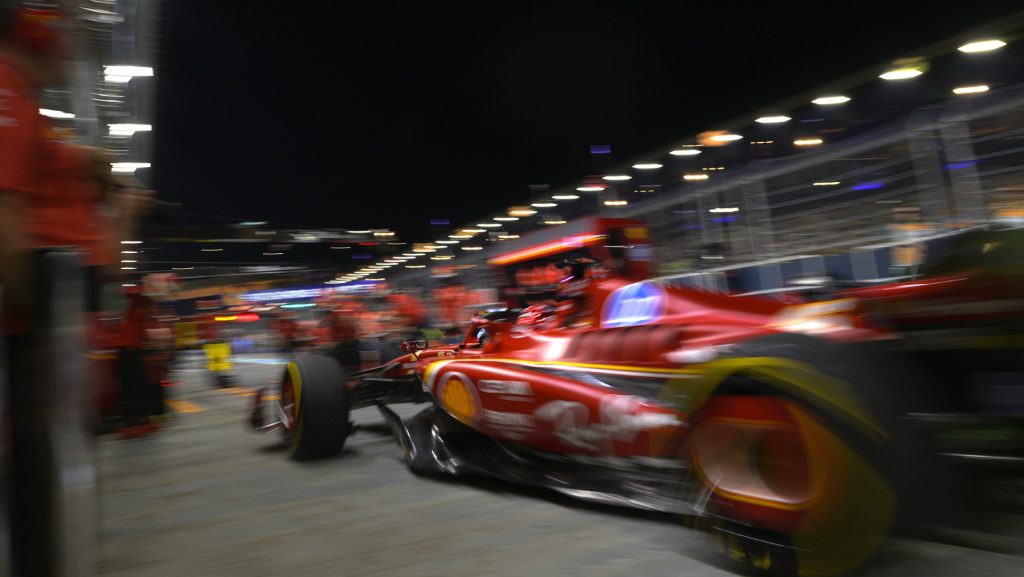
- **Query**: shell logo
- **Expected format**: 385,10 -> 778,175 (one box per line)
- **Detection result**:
440,376 -> 477,425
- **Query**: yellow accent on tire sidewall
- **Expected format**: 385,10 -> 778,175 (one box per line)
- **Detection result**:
285,361 -> 303,456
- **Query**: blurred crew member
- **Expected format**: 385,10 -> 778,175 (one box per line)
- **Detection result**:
554,258 -> 595,328
326,302 -> 361,372
118,287 -> 162,436
0,5 -> 148,574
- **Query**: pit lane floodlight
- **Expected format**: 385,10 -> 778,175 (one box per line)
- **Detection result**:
958,39 -> 1005,53
109,123 -> 152,136
879,67 -> 923,80
531,202 -> 557,208
953,85 -> 989,95
632,163 -> 663,169
708,134 -> 742,142
755,115 -> 790,123
552,194 -> 579,200
812,95 -> 850,105
576,185 -> 606,192
669,149 -> 702,156
476,223 -> 501,228
111,162 -> 151,174
493,216 -> 519,221
40,108 -> 75,119
603,175 -> 632,181
104,65 -> 154,77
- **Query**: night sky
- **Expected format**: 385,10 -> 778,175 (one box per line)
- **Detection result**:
154,1 -> 1016,241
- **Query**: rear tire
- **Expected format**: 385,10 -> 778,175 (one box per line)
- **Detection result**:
686,334 -> 921,577
280,354 -> 351,460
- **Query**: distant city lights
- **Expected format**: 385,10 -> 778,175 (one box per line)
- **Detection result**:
632,163 -> 663,169
684,174 -> 710,181
794,138 -> 824,146
709,133 -> 742,142
602,175 -> 632,181
552,194 -> 580,200
669,149 -> 702,156
531,202 -> 557,208
576,185 -> 606,191
603,200 -> 628,206
755,115 -> 790,124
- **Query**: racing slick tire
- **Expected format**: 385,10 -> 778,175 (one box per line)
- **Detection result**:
683,333 -> 945,577
280,354 -> 351,460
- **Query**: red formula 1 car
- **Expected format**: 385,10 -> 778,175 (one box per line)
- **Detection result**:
251,275 -> 957,577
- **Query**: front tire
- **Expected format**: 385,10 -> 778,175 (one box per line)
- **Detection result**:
280,354 -> 351,460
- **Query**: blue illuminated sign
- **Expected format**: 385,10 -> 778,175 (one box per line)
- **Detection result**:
851,181 -> 885,191
601,281 -> 667,328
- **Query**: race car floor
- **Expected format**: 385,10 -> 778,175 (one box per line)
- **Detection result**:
97,352 -> 1024,577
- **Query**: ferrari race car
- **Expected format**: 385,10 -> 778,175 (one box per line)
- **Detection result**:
250,275 -> 975,577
